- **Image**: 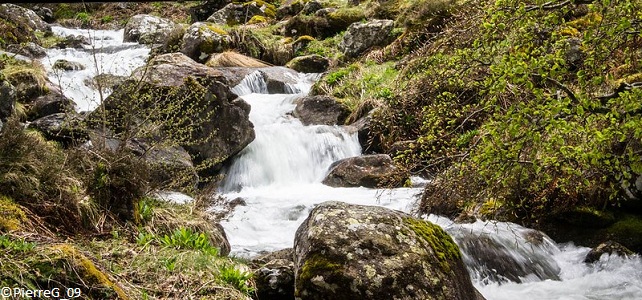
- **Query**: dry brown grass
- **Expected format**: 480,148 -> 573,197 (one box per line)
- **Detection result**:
206,51 -> 271,68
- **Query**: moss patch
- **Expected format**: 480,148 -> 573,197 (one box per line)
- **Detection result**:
298,253 -> 343,284
0,196 -> 27,232
605,214 -> 642,253
403,217 -> 461,272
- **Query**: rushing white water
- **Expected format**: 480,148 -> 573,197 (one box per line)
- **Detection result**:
40,26 -> 150,112
219,72 -> 642,300
428,216 -> 642,300
219,73 -> 423,254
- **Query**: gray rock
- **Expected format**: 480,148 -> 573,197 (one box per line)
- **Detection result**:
322,154 -> 407,188
0,79 -> 16,121
53,59 -> 86,71
340,19 -> 394,58
286,55 -> 330,73
27,92 -> 76,121
347,110 -> 383,153
294,201 -> 484,300
180,22 -> 232,62
0,4 -> 51,45
276,0 -> 304,19
102,53 -> 255,176
302,1 -> 323,15
294,95 -> 349,126
31,5 -> 54,23
253,249 -> 296,300
27,113 -> 88,146
54,34 -> 90,49
206,2 -> 265,26
5,42 -> 46,59
126,138 -> 199,190
84,74 -> 127,91
189,0 -> 233,22
124,14 -> 179,45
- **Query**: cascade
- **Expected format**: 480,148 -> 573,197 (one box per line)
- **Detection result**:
39,26 -> 642,300
40,26 -> 150,112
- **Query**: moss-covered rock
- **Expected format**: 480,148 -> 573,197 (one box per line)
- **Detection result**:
286,54 -> 329,73
180,22 -> 232,62
0,4 -> 51,47
293,201 -> 483,300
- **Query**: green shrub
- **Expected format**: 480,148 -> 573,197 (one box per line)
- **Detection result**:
160,227 -> 219,255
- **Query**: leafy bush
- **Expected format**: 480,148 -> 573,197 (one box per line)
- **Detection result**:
160,227 -> 219,256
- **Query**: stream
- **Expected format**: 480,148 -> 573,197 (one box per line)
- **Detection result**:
41,26 -> 642,300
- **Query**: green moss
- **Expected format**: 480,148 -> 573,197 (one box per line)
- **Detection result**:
567,12 -> 603,30
479,198 -> 504,218
605,215 -> 642,252
298,253 -> 343,283
51,244 -> 132,300
403,217 -> 461,273
327,7 -> 365,29
204,23 -> 229,36
248,15 -> 268,24
0,196 -> 27,232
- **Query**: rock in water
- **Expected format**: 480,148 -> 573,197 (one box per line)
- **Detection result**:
322,154 -> 407,188
294,95 -> 350,126
293,201 -> 484,300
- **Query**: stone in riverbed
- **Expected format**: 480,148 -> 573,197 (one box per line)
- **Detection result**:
293,95 -> 350,126
322,154 -> 408,188
293,201 -> 485,300
584,240 -> 634,263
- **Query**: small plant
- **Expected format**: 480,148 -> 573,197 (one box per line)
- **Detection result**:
160,228 -> 219,255
136,231 -> 155,246
101,15 -> 114,24
75,12 -> 91,24
219,264 -> 254,295
0,235 -> 36,252
161,257 -> 177,272
136,197 -> 155,224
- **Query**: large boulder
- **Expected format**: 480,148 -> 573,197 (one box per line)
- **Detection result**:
123,14 -> 179,45
0,4 -> 51,46
286,55 -> 330,73
102,53 -> 255,176
339,19 -> 394,58
293,95 -> 349,126
26,91 -> 76,121
206,2 -> 265,26
322,154 -> 407,188
180,22 -> 232,62
294,201 -> 484,300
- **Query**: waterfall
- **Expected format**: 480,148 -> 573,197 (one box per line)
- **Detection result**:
40,26 -> 150,112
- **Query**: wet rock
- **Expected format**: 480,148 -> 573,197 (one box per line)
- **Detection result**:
293,95 -> 349,126
27,113 -> 88,146
253,248 -> 296,300
207,2 -> 265,26
340,19 -> 394,58
455,231 -> 561,283
286,54 -> 330,73
54,34 -> 90,49
5,42 -> 46,59
0,78 -> 16,121
124,14 -> 179,45
27,91 -> 76,121
180,22 -> 232,62
346,109 -> 383,154
584,240 -> 634,263
294,201 -> 484,300
102,53 -> 255,176
53,59 -> 86,71
0,4 -> 51,46
322,154 -> 407,188
31,5 -> 54,23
